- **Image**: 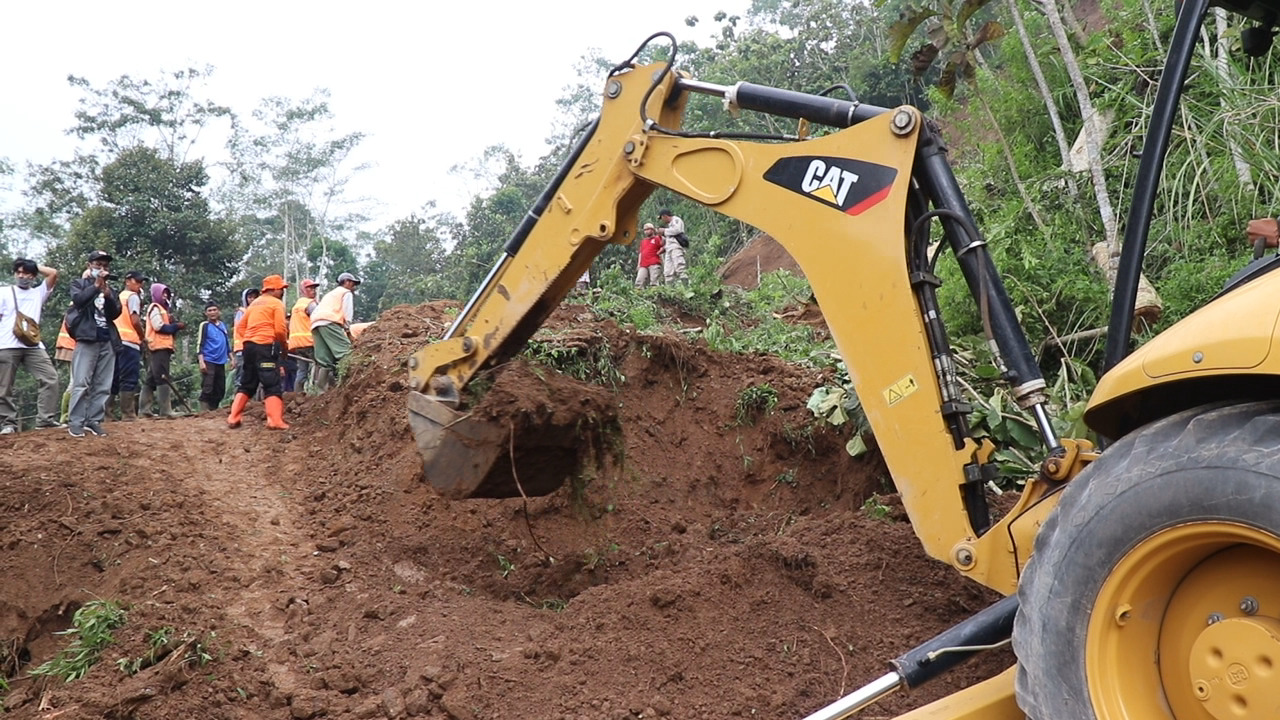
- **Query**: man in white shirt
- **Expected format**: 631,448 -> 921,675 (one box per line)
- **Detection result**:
0,258 -> 61,433
309,272 -> 360,391
657,209 -> 690,285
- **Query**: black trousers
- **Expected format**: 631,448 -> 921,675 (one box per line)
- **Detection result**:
200,362 -> 227,407
146,349 -> 173,391
238,342 -> 283,399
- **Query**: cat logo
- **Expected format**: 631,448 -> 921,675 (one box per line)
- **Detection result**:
764,155 -> 898,215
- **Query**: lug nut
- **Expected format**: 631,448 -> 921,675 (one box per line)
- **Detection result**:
1207,613 -> 1224,625
1240,596 -> 1259,615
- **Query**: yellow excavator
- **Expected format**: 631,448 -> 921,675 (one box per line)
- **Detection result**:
406,0 -> 1280,717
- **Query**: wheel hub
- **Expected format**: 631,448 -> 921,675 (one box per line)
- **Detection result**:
1188,616 -> 1280,719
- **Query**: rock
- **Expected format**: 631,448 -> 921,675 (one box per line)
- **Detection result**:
404,689 -> 433,716
440,693 -> 477,720
382,687 -> 407,718
289,690 -> 328,719
325,670 -> 361,695
319,568 -> 340,585
316,538 -> 342,552
652,696 -> 673,716
363,606 -> 387,620
354,698 -> 383,719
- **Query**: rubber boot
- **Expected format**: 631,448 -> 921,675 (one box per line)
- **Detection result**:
105,395 -> 117,422
157,385 -> 182,419
265,396 -> 290,430
139,385 -> 155,418
60,390 -> 71,424
119,391 -> 137,422
198,400 -> 213,413
226,393 -> 250,429
313,367 -> 331,393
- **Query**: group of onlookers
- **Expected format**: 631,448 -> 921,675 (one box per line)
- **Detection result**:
634,209 -> 690,288
0,249 -> 364,437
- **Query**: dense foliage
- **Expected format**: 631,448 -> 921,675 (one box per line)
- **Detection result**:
0,1 -> 1273,461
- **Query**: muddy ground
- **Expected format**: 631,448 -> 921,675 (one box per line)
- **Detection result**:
0,300 -> 1010,720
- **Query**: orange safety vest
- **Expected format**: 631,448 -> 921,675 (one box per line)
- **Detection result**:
288,297 -> 315,350
233,307 -> 246,352
310,287 -> 351,327
56,319 -> 75,351
145,305 -> 175,351
113,289 -> 141,345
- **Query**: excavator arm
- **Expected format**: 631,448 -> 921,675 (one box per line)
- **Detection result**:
407,47 -> 1073,601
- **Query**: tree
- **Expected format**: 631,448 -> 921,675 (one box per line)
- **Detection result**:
53,147 -> 242,306
22,68 -> 232,245
222,91 -> 368,294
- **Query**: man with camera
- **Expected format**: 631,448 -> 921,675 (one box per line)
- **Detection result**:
67,250 -> 122,438
0,258 -> 61,433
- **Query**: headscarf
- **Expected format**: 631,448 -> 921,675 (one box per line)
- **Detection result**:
150,282 -> 171,309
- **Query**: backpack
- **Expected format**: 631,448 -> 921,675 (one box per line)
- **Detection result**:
675,232 -> 690,249
10,287 -> 41,347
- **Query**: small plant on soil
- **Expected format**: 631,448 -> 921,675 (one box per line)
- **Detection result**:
734,383 -> 779,426
861,494 -> 892,521
525,335 -> 624,387
773,469 -> 798,488
496,554 -> 515,578
30,599 -> 127,683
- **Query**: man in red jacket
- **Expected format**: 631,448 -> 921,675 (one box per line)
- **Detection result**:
635,223 -> 664,288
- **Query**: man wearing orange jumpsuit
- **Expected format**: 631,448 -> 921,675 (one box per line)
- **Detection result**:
227,274 -> 290,430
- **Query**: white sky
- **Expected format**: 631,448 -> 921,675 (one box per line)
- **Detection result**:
1,0 -> 750,237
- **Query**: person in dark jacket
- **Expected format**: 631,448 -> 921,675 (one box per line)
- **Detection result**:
67,250 -> 122,437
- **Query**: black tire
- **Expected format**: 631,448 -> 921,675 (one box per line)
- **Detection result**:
1013,401 -> 1280,719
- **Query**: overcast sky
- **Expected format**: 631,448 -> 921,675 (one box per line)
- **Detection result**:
1,0 -> 750,238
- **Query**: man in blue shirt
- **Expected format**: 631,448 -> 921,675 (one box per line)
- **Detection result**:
197,302 -> 231,412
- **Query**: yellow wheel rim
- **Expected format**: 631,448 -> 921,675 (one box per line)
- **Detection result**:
1086,522 -> 1280,719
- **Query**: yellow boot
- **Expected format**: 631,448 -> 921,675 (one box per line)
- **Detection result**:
227,393 -> 250,429
265,396 -> 290,430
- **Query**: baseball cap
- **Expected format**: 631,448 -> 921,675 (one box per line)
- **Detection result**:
87,250 -> 113,263
657,208 -> 672,217
124,270 -> 150,282
261,274 -> 290,291
302,278 -> 320,288
337,272 -> 362,285
643,222 -> 655,230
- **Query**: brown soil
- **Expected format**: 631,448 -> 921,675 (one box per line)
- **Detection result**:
0,300 -> 1010,720
717,233 -> 801,290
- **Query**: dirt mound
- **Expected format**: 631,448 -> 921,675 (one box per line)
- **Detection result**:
719,233 -> 802,289
0,300 -> 1010,720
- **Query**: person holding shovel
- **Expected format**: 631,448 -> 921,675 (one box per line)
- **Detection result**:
143,282 -> 186,418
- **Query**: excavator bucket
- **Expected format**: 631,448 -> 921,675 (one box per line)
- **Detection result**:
408,391 -> 584,499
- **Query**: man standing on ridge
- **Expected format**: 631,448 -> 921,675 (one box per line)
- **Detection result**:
0,258 -> 61,433
658,208 -> 690,285
310,272 -> 360,392
110,270 -> 147,421
635,222 -> 664,288
231,287 -> 260,391
288,279 -> 319,394
143,283 -> 185,418
67,250 -> 121,438
197,302 -> 230,412
227,274 -> 290,430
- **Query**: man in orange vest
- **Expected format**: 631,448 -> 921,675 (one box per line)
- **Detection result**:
310,272 -> 360,391
55,316 -> 75,424
228,274 -> 290,430
231,287 -> 260,392
143,282 -> 185,418
110,270 -> 148,421
287,278 -> 319,393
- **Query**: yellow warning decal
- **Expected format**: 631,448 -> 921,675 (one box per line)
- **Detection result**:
883,374 -> 919,407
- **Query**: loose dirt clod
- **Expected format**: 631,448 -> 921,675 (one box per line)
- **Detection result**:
0,299 -> 1009,719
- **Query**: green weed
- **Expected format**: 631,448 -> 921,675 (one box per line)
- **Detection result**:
734,383 -> 779,426
861,495 -> 892,521
30,600 -> 127,682
496,554 -> 515,579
